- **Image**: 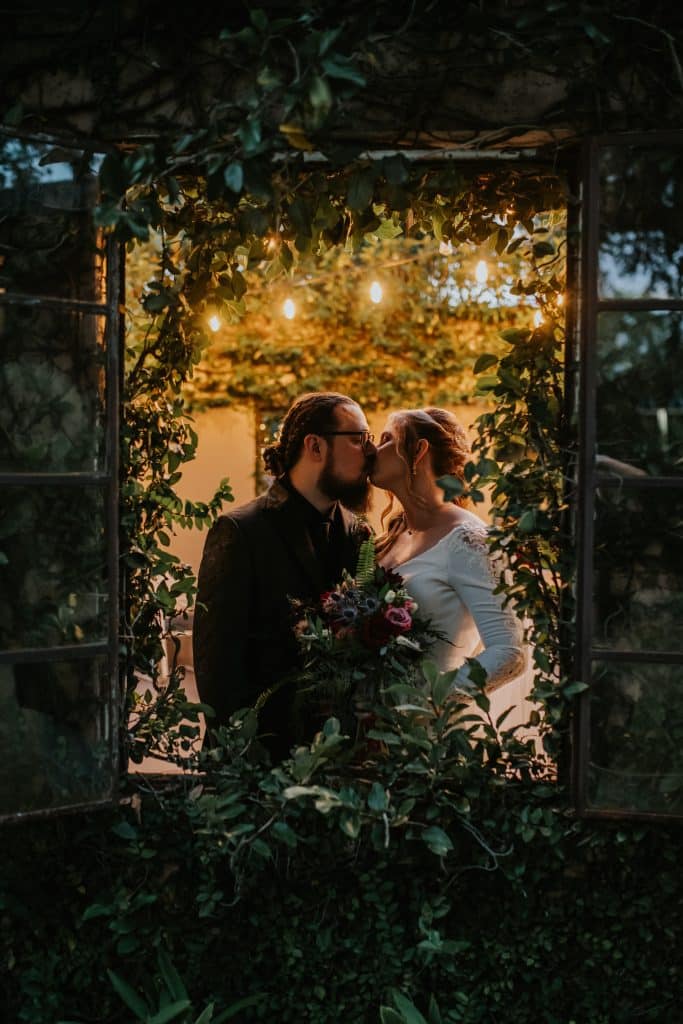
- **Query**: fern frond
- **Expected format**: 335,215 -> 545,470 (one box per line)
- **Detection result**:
355,534 -> 376,587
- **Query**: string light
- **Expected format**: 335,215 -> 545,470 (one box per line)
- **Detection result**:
208,315 -> 221,333
556,293 -> 565,307
283,297 -> 296,320
369,280 -> 383,304
475,260 -> 488,285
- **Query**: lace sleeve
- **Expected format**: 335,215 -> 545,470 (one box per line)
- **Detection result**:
447,523 -> 526,692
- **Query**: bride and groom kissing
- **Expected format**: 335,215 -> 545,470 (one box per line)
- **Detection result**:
193,391 -> 525,760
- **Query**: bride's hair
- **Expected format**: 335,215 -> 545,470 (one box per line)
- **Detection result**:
375,407 -> 470,558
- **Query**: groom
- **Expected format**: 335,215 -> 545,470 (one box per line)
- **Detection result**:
193,392 -> 376,759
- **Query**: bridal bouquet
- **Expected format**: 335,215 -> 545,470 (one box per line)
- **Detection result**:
289,537 -> 439,732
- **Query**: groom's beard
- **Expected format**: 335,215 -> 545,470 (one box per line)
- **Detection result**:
318,453 -> 373,514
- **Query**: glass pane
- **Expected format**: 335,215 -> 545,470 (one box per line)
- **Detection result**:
593,487 -> 683,652
0,486 -> 108,651
0,656 -> 113,816
0,304 -> 106,472
599,146 -> 683,299
0,136 -> 104,301
596,311 -> 683,476
588,660 -> 683,815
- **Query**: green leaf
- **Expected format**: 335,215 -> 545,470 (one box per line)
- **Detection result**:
212,994 -> 267,1022
110,820 -> 137,840
107,969 -> 149,1019
532,240 -> 555,257
518,510 -> 536,533
82,903 -> 111,922
499,327 -> 531,344
473,352 -> 498,374
321,56 -> 366,86
422,826 -> 453,857
193,1005 -> 215,1024
347,169 -> 375,211
157,949 -> 187,1002
368,782 -> 388,812
436,474 -> 463,501
432,669 -> 458,708
380,1010 -> 405,1024
309,75 -> 333,111
339,810 -> 361,838
149,1001 -> 193,1024
272,821 -> 298,848
390,989 -> 430,1024
562,681 -> 589,699
224,162 -> 244,193
382,153 -> 409,185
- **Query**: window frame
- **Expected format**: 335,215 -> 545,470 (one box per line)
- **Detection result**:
0,132 -> 122,823
573,130 -> 683,822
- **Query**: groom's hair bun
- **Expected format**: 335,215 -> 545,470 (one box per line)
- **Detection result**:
262,392 -> 356,476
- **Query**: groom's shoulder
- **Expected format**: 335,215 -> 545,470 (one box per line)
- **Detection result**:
217,480 -> 287,531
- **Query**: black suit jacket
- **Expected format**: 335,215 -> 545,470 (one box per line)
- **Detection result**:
193,480 -> 365,756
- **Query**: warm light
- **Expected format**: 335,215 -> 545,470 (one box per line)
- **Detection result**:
533,310 -> 543,328
439,240 -> 453,256
556,293 -> 565,307
369,280 -> 383,304
475,260 -> 488,285
283,298 -> 296,320
208,315 -> 221,333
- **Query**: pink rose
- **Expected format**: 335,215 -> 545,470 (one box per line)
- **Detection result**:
383,606 -> 412,632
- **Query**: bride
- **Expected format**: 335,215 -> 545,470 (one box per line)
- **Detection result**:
370,407 -> 525,693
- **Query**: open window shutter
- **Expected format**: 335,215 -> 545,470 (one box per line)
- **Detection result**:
574,131 -> 683,820
0,132 -> 121,821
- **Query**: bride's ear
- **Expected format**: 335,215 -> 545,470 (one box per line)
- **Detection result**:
413,438 -> 429,470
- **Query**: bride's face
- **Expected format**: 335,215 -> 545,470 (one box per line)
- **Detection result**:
369,422 -> 408,492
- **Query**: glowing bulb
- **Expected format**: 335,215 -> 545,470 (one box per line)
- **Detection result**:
475,260 -> 488,285
556,293 -> 565,307
208,315 -> 221,333
283,298 -> 296,320
369,280 -> 383,304
533,310 -> 543,328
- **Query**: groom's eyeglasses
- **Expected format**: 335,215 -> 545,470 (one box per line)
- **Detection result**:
320,430 -> 375,448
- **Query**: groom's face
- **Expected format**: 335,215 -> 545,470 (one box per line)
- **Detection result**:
318,402 -> 375,513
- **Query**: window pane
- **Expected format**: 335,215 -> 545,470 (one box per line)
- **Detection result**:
0,486 -> 108,651
588,660 -> 683,815
0,304 -> 106,472
596,310 -> 683,476
0,656 -> 113,816
599,146 -> 683,299
593,487 -> 683,652
0,137 -> 104,301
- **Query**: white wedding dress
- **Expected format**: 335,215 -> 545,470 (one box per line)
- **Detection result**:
393,519 -> 527,692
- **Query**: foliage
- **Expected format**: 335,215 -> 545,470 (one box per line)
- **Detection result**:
1,683 -> 681,1023
121,239 -> 234,765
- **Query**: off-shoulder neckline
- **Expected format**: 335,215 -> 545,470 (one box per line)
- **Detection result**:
388,519 -> 487,571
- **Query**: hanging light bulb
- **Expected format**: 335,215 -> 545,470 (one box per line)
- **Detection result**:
283,297 -> 296,320
475,260 -> 488,285
533,310 -> 543,328
208,314 -> 221,333
369,280 -> 383,304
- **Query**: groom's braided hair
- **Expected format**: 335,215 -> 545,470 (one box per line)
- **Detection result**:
262,392 -> 356,477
